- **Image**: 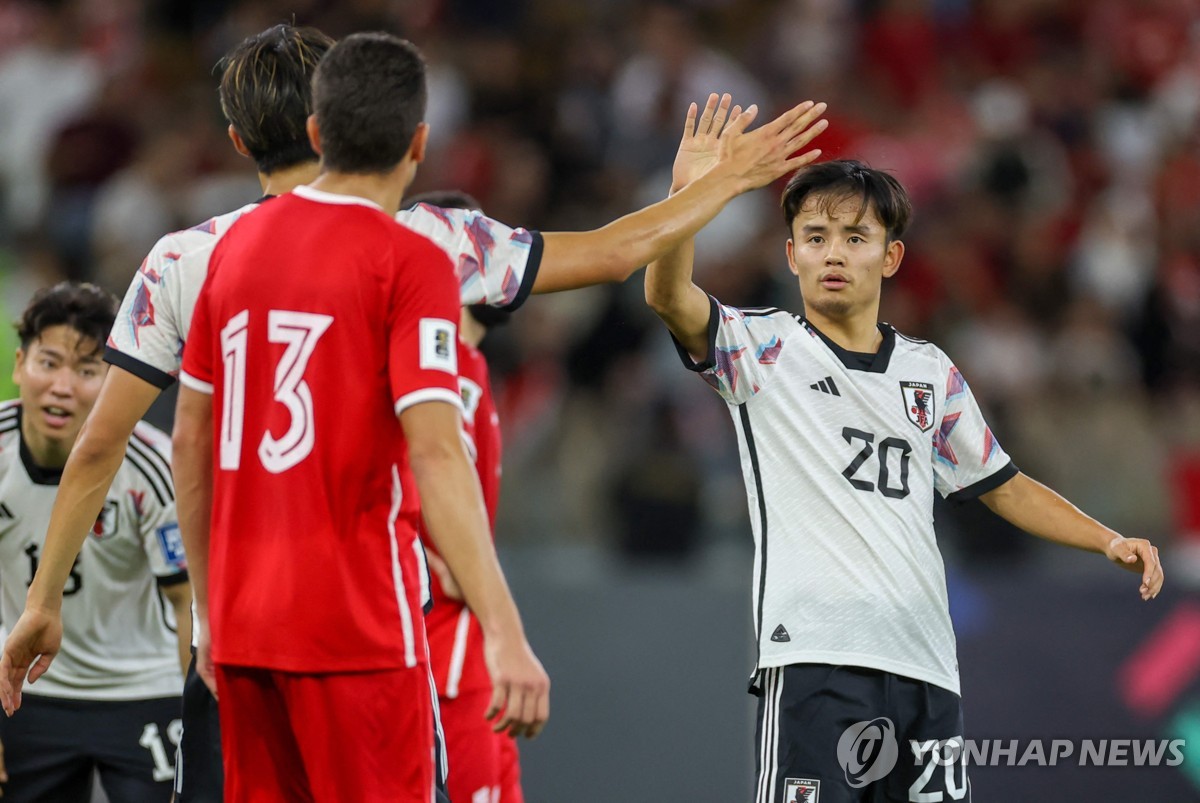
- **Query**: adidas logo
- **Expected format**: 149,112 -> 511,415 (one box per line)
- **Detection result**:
770,624 -> 791,643
0,502 -> 12,519
809,376 -> 840,396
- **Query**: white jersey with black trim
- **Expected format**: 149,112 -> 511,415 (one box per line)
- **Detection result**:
675,298 -> 1017,696
0,402 -> 186,700
105,195 -> 543,389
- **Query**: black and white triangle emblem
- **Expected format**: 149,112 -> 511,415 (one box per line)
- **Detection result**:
770,624 -> 791,643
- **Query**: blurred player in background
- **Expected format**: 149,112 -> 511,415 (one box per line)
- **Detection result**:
172,32 -> 548,802
0,282 -> 189,802
408,189 -> 525,803
645,98 -> 1164,803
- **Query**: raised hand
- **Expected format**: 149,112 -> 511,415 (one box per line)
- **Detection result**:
1105,535 -> 1164,600
710,98 -> 828,194
673,93 -> 736,192
0,606 -> 63,716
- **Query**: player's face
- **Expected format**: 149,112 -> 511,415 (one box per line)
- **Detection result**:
785,196 -> 903,323
13,325 -> 108,455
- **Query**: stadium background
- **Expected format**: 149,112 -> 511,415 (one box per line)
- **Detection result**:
2,0 -> 1200,799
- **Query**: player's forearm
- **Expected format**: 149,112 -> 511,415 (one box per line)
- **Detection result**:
410,445 -> 525,641
165,585 -> 193,676
27,420 -> 132,610
171,418 -> 213,623
981,472 -> 1118,553
535,167 -> 744,292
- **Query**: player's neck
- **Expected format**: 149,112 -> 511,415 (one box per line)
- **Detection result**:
307,165 -> 412,217
19,418 -> 72,469
257,162 -> 320,198
804,309 -> 882,354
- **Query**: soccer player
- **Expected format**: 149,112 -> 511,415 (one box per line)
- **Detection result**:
644,102 -> 1164,803
171,32 -> 549,801
407,189 -> 525,803
0,282 -> 189,802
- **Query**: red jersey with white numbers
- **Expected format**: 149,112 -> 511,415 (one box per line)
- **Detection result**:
180,186 -> 462,673
423,338 -> 500,697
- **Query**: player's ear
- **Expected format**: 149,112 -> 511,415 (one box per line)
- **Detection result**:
882,238 -> 904,279
785,238 -> 799,277
12,348 -> 25,385
408,122 -> 429,164
227,126 -> 252,159
306,115 -> 323,156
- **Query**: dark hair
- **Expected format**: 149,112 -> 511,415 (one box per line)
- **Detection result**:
404,189 -> 511,330
217,24 -> 334,175
781,160 -> 913,241
16,282 -> 116,353
312,32 -> 427,174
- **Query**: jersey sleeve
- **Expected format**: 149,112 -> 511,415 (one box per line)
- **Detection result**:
389,236 -> 465,415
933,361 -> 1018,500
396,204 -> 543,311
105,234 -> 187,389
672,296 -> 792,406
129,427 -> 189,585
178,267 -> 217,395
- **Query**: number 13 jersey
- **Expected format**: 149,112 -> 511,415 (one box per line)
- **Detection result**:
675,297 -> 1017,695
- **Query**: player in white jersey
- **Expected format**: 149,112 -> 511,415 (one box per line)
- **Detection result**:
0,283 -> 190,802
645,98 -> 1164,803
0,21 -> 829,799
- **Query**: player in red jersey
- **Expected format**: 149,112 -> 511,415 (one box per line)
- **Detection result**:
171,34 -> 547,803
407,190 -> 525,803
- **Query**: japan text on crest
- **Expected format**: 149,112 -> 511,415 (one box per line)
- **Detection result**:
900,381 -> 935,433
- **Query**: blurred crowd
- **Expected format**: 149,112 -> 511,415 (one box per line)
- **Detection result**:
2,0 -> 1199,565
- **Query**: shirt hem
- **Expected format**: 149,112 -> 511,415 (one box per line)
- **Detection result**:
755,649 -> 961,696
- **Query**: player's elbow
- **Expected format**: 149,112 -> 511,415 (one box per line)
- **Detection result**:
407,434 -> 466,478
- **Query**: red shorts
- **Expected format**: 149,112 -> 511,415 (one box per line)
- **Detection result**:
438,688 -> 523,803
216,663 -> 435,803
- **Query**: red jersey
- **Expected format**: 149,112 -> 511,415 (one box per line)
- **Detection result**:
423,338 -> 499,697
180,185 -> 462,673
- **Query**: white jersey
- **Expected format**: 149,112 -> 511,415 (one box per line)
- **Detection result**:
677,299 -> 1016,695
0,402 -> 186,700
105,195 -> 543,389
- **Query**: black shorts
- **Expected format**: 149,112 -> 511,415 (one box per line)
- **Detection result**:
0,692 -> 180,803
175,651 -> 224,803
754,664 -> 970,803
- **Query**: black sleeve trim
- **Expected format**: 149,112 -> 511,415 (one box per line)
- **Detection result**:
947,460 -> 1019,503
156,570 -> 190,587
669,294 -> 720,373
104,347 -> 175,390
502,231 -> 543,312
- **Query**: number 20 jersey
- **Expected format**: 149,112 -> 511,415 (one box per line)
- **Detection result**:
677,298 -> 1016,695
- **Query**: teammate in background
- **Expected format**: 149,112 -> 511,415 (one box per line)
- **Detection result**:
408,189 -> 525,803
0,282 -> 189,802
644,100 -> 1164,803
0,20 -> 827,721
173,33 -> 548,801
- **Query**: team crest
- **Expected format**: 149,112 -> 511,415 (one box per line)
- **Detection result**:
900,381 -> 935,433
92,500 -> 119,539
784,778 -> 820,802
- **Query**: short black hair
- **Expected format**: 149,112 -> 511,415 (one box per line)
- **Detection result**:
781,160 -> 913,241
16,282 -> 117,354
313,32 -> 427,175
217,24 -> 334,175
405,190 -> 511,330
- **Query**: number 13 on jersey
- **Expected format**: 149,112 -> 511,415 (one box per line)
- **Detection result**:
218,309 -> 334,473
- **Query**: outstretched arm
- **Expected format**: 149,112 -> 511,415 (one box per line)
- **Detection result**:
0,368 -> 160,714
980,472 -> 1163,600
646,95 -> 826,357
535,96 -> 828,293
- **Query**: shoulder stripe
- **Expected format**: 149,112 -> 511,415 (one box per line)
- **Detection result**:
127,437 -> 174,501
740,307 -> 784,318
123,448 -> 172,506
130,426 -> 173,469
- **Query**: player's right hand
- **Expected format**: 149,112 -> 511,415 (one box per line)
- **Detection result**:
484,634 -> 549,739
194,623 -> 218,700
0,606 -> 63,716
712,98 -> 827,194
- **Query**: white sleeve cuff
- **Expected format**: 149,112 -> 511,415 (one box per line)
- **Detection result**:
179,370 -> 214,394
394,387 -> 464,416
